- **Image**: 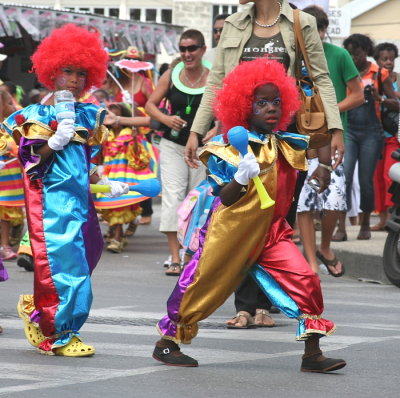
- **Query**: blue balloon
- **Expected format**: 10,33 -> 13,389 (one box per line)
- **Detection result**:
129,178 -> 161,197
227,126 -> 249,156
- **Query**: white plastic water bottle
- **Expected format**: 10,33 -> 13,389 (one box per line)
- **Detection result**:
54,90 -> 75,122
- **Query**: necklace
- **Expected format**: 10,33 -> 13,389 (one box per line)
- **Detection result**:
183,67 -> 205,88
185,95 -> 196,115
255,1 -> 282,28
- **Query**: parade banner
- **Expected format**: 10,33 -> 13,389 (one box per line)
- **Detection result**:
129,23 -> 143,52
18,8 -> 40,41
3,6 -> 22,38
141,25 -> 156,55
0,5 -> 12,37
0,4 -> 182,55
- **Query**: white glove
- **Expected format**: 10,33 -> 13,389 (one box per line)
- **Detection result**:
48,119 -> 75,151
234,153 -> 260,186
0,161 -> 5,170
122,90 -> 132,104
98,177 -> 129,198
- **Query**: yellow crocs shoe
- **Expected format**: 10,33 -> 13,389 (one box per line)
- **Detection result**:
17,295 -> 46,348
54,336 -> 95,357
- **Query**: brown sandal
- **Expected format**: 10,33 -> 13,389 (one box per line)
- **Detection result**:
254,309 -> 275,327
226,311 -> 256,329
316,250 -> 345,277
165,263 -> 182,276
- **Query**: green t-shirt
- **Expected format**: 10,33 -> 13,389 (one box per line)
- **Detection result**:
323,42 -> 359,133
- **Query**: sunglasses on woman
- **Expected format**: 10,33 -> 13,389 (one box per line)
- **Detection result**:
213,28 -> 223,34
179,45 -> 202,53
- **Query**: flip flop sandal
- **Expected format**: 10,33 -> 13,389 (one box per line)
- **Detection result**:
17,297 -> 46,347
52,336 -> 95,357
226,312 -> 256,329
316,250 -> 345,277
254,309 -> 275,327
165,263 -> 182,276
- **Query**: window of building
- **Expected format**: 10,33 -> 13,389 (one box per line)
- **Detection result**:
129,7 -> 173,23
109,8 -> 119,18
94,8 -> 105,16
161,9 -> 172,24
145,9 -> 157,22
213,4 -> 237,19
130,8 -> 141,20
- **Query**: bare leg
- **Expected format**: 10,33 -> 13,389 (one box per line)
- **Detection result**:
297,211 -> 318,273
113,224 -> 123,242
1,220 -> 11,248
357,212 -> 371,240
371,210 -> 388,231
165,232 -> 181,264
318,210 -> 343,275
332,211 -> 347,241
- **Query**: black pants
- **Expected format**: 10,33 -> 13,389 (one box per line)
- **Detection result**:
233,170 -> 308,314
141,198 -> 153,217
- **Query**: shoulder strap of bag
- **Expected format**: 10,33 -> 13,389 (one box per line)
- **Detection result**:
376,67 -> 384,96
294,9 -> 315,82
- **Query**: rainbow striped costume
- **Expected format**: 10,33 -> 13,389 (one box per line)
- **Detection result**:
93,127 -> 159,224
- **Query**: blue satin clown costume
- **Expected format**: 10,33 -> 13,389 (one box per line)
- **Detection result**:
157,130 -> 336,344
3,102 -> 107,350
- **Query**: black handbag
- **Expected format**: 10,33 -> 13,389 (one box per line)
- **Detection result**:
381,107 -> 399,136
377,68 -> 399,136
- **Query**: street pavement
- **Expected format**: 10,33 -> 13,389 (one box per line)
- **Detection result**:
1,204 -> 399,398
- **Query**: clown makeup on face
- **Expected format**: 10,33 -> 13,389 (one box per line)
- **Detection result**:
249,83 -> 282,134
54,66 -> 88,98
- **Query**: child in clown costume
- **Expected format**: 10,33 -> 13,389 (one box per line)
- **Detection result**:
94,102 -> 159,253
3,24 -> 129,356
153,59 -> 346,373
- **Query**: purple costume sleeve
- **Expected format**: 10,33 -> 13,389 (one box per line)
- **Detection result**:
18,136 -> 54,180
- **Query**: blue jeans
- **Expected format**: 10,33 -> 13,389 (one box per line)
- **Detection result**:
344,119 -> 383,214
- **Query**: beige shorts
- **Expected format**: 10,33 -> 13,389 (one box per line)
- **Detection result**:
159,138 -> 206,232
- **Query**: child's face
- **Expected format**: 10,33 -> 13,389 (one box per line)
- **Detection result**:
0,89 -> 16,117
93,90 -> 108,105
248,83 -> 281,133
376,50 -> 396,73
54,66 -> 87,98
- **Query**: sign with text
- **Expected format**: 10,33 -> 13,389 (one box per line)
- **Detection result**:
328,7 -> 351,38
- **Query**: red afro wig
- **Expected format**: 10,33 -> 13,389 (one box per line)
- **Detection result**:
31,24 -> 108,94
214,58 -> 301,134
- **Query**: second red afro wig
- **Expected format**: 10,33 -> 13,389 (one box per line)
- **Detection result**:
31,24 -> 108,93
214,58 -> 301,134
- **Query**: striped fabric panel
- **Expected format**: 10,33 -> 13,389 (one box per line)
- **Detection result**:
0,160 -> 25,207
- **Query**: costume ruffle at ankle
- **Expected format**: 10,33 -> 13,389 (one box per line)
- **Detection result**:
249,264 -> 336,340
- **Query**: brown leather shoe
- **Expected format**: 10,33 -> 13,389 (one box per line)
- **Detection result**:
301,353 -> 346,373
153,340 -> 198,367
